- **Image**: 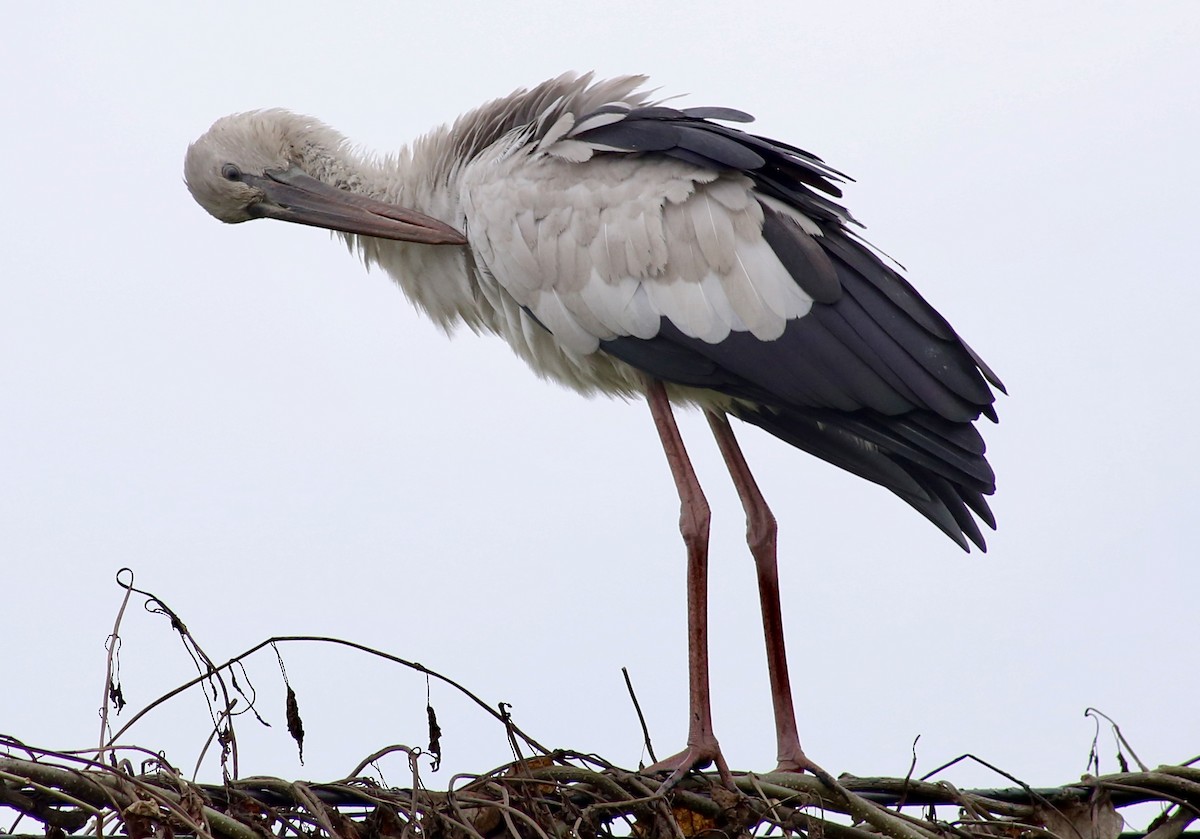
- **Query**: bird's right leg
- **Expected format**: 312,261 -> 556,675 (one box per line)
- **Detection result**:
642,379 -> 733,789
705,410 -> 814,774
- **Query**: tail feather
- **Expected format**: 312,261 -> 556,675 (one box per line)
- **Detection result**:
732,403 -> 994,552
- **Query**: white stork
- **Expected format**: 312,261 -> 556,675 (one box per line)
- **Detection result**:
185,72 -> 1003,785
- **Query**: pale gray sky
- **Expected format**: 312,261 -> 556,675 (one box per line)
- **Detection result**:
3,1 -> 1197,799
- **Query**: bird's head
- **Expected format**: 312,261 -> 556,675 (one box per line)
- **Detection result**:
184,109 -> 466,244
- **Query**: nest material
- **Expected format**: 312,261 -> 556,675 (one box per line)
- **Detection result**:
7,573 -> 1196,839
2,745 -> 1197,839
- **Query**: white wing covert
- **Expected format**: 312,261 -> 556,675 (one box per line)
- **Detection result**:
461,124 -> 815,356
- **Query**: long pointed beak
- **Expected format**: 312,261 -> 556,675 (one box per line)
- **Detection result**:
246,168 -> 467,246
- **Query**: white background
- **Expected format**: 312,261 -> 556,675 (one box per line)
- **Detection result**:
3,1 -> 1197,815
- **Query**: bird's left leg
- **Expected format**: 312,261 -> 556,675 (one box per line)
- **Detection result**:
705,410 -> 814,774
642,379 -> 734,789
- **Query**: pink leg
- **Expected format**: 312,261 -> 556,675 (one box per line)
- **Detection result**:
706,411 -> 812,773
642,380 -> 733,788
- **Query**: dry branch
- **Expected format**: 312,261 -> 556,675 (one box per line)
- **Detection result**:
2,743 -> 1197,839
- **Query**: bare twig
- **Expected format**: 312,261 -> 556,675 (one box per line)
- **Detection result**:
96,568 -> 136,764
107,636 -> 548,758
621,666 -> 657,764
1086,708 -> 1151,773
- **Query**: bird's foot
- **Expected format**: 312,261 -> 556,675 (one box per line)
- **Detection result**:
644,739 -> 735,791
772,742 -> 817,774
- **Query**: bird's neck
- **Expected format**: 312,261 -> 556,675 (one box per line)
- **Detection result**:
293,132 -> 380,202
307,135 -> 481,334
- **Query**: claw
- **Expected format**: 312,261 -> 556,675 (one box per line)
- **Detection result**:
645,740 -> 735,790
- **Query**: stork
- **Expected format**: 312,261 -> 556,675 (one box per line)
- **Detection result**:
185,72 -> 1003,785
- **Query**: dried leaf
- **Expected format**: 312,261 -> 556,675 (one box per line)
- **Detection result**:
671,807 -> 719,837
227,792 -> 277,839
468,804 -> 503,837
363,804 -> 406,839
426,703 -> 442,771
1036,792 -> 1123,839
325,806 -> 362,839
285,684 -> 305,764
462,754 -> 559,834
178,784 -> 209,831
507,755 -> 554,773
506,755 -> 556,794
122,800 -> 171,839
630,801 -> 723,838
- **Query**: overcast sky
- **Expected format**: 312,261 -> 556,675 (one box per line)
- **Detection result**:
3,1 -> 1198,807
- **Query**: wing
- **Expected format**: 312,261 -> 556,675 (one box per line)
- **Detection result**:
460,100 -> 1004,551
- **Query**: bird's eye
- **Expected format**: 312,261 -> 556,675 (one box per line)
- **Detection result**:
221,164 -> 243,182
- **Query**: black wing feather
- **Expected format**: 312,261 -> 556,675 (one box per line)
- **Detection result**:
760,205 -> 841,304
573,105 -> 850,222
818,233 -> 959,341
681,106 -> 755,122
582,120 -> 681,152
829,250 -> 996,411
570,100 -> 1003,551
